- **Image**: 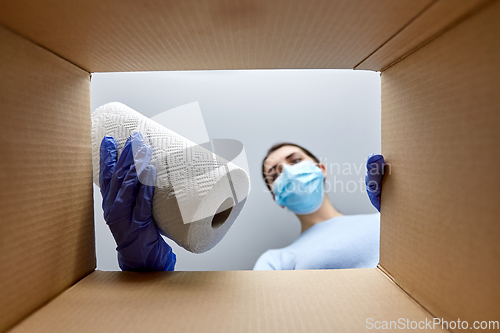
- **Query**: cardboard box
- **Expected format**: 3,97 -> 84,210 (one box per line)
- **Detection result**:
0,0 -> 498,331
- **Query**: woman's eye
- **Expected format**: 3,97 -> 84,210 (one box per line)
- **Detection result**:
292,158 -> 301,163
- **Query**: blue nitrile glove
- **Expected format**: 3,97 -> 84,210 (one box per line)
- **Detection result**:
99,132 -> 176,271
365,153 -> 385,212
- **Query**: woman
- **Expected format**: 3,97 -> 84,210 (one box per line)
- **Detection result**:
99,134 -> 384,271
254,142 -> 384,270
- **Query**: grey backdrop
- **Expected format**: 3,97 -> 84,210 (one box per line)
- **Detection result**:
91,69 -> 381,271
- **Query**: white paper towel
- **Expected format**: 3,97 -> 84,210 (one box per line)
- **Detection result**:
91,102 -> 250,253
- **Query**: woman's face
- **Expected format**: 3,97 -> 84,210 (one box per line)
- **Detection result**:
264,145 -> 326,191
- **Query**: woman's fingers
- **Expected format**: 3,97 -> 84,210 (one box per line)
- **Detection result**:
366,154 -> 385,189
99,136 -> 118,195
365,154 -> 385,212
134,165 -> 157,223
107,135 -> 134,206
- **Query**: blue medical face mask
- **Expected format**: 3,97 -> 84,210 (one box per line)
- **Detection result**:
272,160 -> 325,215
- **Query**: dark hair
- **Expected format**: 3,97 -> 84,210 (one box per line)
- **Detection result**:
261,142 -> 320,192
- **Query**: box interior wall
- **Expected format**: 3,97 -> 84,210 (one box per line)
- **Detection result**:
0,1 -> 498,331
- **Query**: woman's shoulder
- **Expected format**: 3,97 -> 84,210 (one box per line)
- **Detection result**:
253,249 -> 280,270
253,247 -> 297,270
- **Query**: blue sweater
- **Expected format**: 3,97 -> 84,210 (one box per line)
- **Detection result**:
253,213 -> 380,270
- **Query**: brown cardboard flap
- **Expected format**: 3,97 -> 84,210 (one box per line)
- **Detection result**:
356,0 -> 490,71
0,0 -> 431,72
0,27 -> 95,332
380,0 -> 500,326
10,269 -> 444,332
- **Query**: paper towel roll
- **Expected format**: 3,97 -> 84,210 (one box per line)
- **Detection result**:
91,102 -> 250,253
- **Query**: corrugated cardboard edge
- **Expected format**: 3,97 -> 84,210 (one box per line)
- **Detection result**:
376,265 -> 451,332
10,269 -> 447,332
0,25 -> 95,332
379,0 -> 500,328
353,0 -> 438,71
0,23 -> 89,73
0,0 -> 432,72
357,0 -> 494,72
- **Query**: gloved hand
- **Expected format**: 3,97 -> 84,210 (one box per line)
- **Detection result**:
99,132 -> 176,271
365,153 -> 385,212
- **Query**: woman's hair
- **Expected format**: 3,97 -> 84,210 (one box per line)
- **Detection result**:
261,142 -> 320,192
